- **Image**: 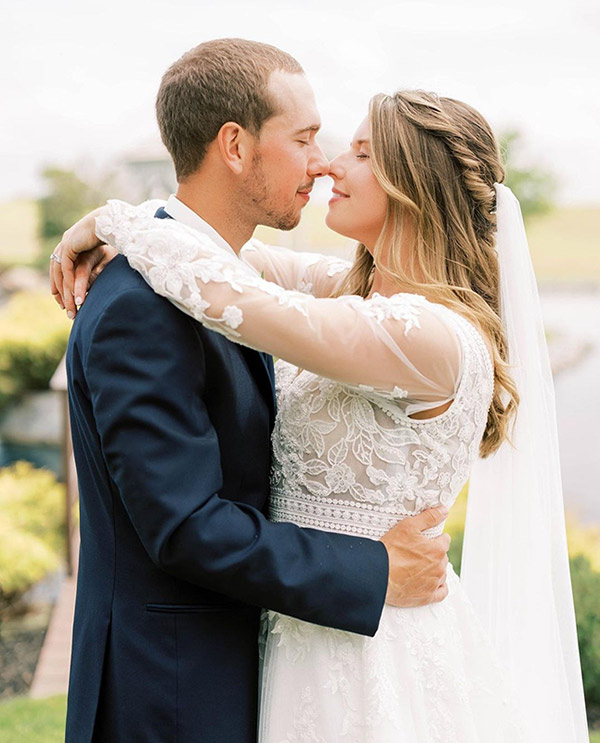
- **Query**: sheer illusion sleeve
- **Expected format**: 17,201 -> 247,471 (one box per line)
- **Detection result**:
96,200 -> 462,410
240,240 -> 351,297
118,200 -> 350,297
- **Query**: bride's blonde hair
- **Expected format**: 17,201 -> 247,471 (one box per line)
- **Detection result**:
334,90 -> 518,457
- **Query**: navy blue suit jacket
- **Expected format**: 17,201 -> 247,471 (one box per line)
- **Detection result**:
65,211 -> 388,743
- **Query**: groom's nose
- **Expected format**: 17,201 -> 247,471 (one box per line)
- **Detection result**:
307,142 -> 330,179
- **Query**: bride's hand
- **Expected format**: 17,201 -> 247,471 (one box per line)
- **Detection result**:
50,208 -> 117,318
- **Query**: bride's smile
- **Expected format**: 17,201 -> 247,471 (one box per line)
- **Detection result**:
326,116 -> 388,251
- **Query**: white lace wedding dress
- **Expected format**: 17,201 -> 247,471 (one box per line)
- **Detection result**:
96,201 -> 532,743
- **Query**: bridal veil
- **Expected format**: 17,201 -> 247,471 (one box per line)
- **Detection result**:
462,183 -> 589,741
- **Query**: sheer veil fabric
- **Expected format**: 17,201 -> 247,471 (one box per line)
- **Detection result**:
462,184 -> 589,741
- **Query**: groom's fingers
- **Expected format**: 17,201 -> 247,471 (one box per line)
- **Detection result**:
381,506 -> 452,607
430,583 -> 450,603
408,505 -> 449,534
436,532 -> 451,553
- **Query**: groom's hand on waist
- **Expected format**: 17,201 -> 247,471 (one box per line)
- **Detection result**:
380,505 -> 451,607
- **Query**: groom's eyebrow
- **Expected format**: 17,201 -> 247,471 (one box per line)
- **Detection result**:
293,124 -> 321,136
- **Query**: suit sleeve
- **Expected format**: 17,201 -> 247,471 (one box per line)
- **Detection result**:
85,287 -> 388,636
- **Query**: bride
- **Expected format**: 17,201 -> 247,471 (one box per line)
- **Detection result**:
53,90 -> 588,741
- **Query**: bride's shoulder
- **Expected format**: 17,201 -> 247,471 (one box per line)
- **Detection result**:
377,292 -> 494,364
348,291 -> 451,328
342,291 -> 428,314
420,298 -> 494,368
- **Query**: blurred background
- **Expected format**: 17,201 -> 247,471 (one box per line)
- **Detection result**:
0,0 -> 598,739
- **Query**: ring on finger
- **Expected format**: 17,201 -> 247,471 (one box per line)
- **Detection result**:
50,252 -> 62,264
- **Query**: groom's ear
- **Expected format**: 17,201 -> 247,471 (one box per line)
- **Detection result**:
216,122 -> 254,176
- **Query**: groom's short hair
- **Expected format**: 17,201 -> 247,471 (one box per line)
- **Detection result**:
156,38 -> 303,180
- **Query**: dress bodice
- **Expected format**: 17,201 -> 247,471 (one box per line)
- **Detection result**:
269,308 -> 494,539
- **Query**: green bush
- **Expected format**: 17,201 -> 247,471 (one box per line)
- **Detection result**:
0,291 -> 70,402
0,515 -> 60,598
570,555 -> 600,713
38,166 -> 107,241
0,374 -> 16,414
447,527 -> 464,574
0,462 -> 65,614
445,485 -> 468,572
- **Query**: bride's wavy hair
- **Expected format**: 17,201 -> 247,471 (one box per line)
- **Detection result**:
333,90 -> 518,457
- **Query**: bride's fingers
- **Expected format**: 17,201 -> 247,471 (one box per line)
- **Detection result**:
52,239 -> 72,310
49,258 -> 65,310
88,249 -> 117,289
55,209 -> 105,315
49,248 -> 66,310
73,247 -> 107,306
52,286 -> 64,310
73,262 -> 93,309
61,251 -> 78,318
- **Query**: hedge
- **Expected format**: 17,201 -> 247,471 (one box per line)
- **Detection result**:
0,463 -> 65,614
0,291 -> 70,405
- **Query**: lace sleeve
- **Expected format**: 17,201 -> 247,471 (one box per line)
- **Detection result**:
96,200 -> 462,406
240,240 -> 351,297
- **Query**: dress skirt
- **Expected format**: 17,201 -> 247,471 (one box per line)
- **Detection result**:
258,566 -> 529,743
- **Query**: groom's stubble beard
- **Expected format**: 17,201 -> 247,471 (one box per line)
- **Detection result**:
244,151 -> 302,232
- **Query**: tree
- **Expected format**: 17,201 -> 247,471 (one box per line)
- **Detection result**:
500,130 -> 557,221
38,167 -> 108,241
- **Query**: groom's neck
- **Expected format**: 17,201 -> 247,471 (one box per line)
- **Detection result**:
175,178 -> 254,254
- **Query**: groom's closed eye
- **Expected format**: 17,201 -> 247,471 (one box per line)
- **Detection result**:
292,124 -> 321,142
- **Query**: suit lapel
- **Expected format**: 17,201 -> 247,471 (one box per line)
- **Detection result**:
154,206 -> 172,221
154,206 -> 277,423
258,351 -> 277,422
239,347 -> 277,424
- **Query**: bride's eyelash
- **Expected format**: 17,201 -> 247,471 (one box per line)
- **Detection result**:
356,153 -> 369,159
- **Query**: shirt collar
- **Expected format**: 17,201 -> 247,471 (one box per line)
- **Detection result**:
164,194 -> 238,258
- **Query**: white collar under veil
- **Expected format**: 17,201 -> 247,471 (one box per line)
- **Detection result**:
462,183 -> 589,741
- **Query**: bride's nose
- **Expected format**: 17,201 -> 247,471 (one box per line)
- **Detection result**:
328,154 -> 345,180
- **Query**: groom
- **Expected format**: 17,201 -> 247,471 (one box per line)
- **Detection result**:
53,39 -> 451,743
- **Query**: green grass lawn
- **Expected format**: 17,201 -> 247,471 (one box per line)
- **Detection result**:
0,695 -> 66,743
0,693 -> 598,741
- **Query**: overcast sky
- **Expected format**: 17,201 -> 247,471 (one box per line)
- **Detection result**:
2,0 -> 599,204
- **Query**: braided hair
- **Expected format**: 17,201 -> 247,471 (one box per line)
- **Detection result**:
334,91 -> 518,457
